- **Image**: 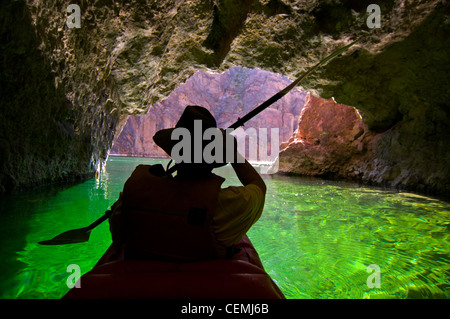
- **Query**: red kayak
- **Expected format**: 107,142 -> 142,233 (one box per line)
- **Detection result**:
63,235 -> 285,299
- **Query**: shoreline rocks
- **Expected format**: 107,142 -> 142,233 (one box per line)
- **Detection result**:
278,93 -> 450,197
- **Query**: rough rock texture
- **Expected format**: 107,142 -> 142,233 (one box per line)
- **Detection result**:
280,92 -> 450,195
110,66 -> 306,158
1,0 -> 449,196
279,93 -> 372,177
0,1 -> 120,193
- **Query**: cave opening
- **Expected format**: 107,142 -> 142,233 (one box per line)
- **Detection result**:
110,66 -> 307,164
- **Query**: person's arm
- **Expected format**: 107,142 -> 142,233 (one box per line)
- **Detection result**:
231,152 -> 267,195
109,193 -> 125,244
219,128 -> 266,194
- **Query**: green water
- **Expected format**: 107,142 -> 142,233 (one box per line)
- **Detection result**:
0,157 -> 448,299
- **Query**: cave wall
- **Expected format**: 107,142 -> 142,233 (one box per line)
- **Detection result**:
1,0 -> 448,196
278,93 -> 373,178
279,92 -> 450,196
0,1 -> 110,194
0,1 -> 122,194
280,5 -> 450,196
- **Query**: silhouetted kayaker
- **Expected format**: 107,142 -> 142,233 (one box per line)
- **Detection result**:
109,105 -> 266,261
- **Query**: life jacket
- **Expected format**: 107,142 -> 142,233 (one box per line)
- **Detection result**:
120,164 -> 228,261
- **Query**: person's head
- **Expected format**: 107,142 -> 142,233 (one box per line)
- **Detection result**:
153,105 -> 227,178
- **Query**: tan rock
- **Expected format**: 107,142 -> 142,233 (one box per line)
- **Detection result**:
278,93 -> 374,178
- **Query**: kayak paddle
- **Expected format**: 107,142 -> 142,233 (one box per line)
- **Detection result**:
39,210 -> 112,245
38,39 -> 358,246
166,39 -> 359,174
228,39 -> 359,130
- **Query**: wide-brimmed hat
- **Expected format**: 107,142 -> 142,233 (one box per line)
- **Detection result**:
153,105 -> 226,167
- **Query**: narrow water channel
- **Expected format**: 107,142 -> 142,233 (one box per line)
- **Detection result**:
0,157 -> 448,299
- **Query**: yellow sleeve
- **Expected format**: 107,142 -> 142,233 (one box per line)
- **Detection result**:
213,184 -> 265,247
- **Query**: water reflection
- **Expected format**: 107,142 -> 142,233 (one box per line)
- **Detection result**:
0,157 -> 448,299
250,174 -> 449,299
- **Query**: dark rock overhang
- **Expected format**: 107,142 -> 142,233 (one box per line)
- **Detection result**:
1,0 -> 448,196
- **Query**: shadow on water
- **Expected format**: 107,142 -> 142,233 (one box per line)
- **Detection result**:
0,0 -> 99,297
1,157 -> 449,299
0,182 -> 82,297
0,157 -> 164,298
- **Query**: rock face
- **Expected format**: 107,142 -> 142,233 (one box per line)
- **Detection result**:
279,92 -> 450,195
1,0 -> 449,196
110,66 -> 306,158
0,1 -> 121,193
279,93 -> 372,178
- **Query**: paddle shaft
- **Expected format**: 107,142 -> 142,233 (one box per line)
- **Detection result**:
228,40 -> 358,130
87,210 -> 112,230
166,40 -> 358,175
40,41 -> 358,243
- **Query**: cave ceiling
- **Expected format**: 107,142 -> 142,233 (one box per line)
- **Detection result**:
28,0 -> 447,132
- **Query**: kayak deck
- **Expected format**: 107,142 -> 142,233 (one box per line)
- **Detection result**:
63,235 -> 285,299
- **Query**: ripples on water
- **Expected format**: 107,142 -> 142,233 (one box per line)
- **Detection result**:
0,157 -> 448,299
252,176 -> 449,299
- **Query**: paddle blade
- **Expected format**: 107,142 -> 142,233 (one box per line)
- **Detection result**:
38,227 -> 92,245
